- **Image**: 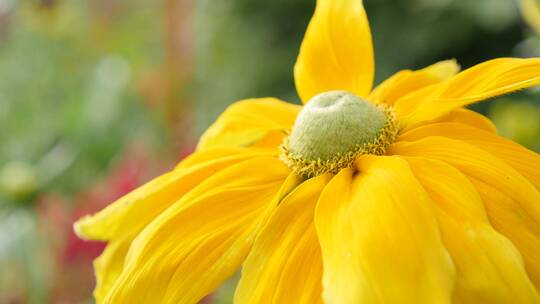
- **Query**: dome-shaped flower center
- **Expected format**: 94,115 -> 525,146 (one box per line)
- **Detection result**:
280,91 -> 399,178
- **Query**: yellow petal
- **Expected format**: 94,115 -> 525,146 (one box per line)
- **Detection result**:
471,179 -> 540,289
316,157 -> 455,304
391,137 -> 540,221
369,59 -> 460,105
394,58 -> 540,129
406,157 -> 539,303
294,0 -> 374,102
391,137 -> 540,288
93,236 -> 132,303
176,146 -> 275,169
427,109 -> 497,133
234,174 -> 330,304
103,158 -> 293,304
197,97 -> 300,150
83,149 -> 273,302
74,148 -> 267,241
399,123 -> 540,189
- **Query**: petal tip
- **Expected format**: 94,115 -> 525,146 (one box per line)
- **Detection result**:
73,216 -> 90,240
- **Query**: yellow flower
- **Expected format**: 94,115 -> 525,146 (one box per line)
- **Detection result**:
75,0 -> 540,303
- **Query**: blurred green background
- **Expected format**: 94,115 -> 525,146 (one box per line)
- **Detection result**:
0,0 -> 538,303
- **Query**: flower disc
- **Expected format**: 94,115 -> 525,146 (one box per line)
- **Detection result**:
280,91 -> 398,177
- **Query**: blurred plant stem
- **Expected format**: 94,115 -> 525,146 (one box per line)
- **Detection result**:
163,0 -> 193,152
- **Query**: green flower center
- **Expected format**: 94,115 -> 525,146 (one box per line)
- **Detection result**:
280,91 -> 399,178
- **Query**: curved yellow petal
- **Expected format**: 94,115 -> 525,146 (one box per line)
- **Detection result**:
399,123 -> 540,188
427,109 -> 497,133
86,149 -> 273,302
394,58 -> 540,129
103,158 -> 293,304
93,236 -> 132,303
406,157 -> 539,303
391,137 -> 540,221
74,148 -> 267,241
294,0 -> 374,102
234,174 -> 330,304
197,98 -> 301,150
369,59 -> 460,105
176,146 -> 275,169
391,137 -> 540,288
471,179 -> 540,289
315,157 -> 455,304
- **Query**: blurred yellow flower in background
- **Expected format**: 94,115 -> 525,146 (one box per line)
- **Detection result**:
75,0 -> 540,303
490,99 -> 540,149
520,0 -> 540,34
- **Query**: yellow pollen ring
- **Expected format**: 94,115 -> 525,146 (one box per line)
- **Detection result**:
280,101 -> 399,179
